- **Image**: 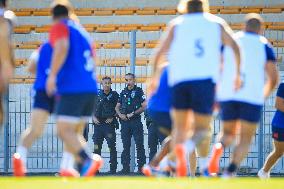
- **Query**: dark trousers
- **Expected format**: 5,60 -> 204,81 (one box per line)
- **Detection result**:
92,122 -> 117,172
120,118 -> 146,171
148,121 -> 167,161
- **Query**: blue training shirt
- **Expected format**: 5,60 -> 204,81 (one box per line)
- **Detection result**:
33,42 -> 53,91
272,83 -> 284,128
49,19 -> 98,94
147,67 -> 171,112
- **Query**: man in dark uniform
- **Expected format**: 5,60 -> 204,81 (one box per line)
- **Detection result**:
92,76 -> 119,174
115,73 -> 146,174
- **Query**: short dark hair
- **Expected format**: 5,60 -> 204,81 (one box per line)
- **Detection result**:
245,13 -> 263,33
102,76 -> 112,81
0,0 -> 7,7
125,73 -> 135,79
52,4 -> 69,19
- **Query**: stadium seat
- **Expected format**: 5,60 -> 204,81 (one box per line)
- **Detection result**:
220,7 -> 241,14
33,9 -> 50,16
95,24 -> 117,33
140,23 -> 164,31
93,9 -> 114,16
14,10 -> 32,16
14,25 -> 35,34
117,24 -> 141,32
274,41 -> 284,47
15,59 -> 27,67
136,7 -> 157,15
18,44 -> 38,49
35,25 -> 51,33
145,40 -> 158,48
262,8 -> 283,13
156,8 -> 177,15
241,8 -> 261,13
268,23 -> 284,30
124,41 -> 144,49
102,41 -> 124,49
74,9 -> 93,16
115,8 -> 138,15
104,58 -> 129,66
230,23 -> 243,30
136,58 -> 149,66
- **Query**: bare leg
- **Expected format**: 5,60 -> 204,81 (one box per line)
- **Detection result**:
262,140 -> 284,172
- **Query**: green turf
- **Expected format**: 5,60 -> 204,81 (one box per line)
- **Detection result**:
1,177 -> 284,189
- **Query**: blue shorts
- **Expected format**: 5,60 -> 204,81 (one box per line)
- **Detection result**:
33,90 -> 55,113
220,101 -> 262,123
272,127 -> 284,142
171,79 -> 215,114
55,93 -> 96,118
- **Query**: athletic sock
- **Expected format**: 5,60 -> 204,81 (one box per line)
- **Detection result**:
17,146 -> 27,165
60,151 -> 74,170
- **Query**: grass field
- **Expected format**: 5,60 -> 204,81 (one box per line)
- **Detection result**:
1,177 -> 284,189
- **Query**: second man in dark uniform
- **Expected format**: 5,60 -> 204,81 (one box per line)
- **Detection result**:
115,73 -> 146,174
93,76 -> 119,174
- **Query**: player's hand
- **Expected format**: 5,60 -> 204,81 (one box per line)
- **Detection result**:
119,114 -> 128,121
93,116 -> 100,125
46,74 -> 56,97
234,74 -> 242,92
127,112 -> 134,119
105,117 -> 113,124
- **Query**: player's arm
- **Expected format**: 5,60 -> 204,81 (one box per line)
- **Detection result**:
0,18 -> 14,82
49,23 -> 69,77
27,50 -> 39,74
46,23 -> 69,95
220,22 -> 241,90
152,22 -> 175,73
264,43 -> 279,98
275,84 -> 284,112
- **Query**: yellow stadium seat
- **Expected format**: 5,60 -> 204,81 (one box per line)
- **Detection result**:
103,42 -> 123,49
35,25 -> 51,33
104,58 -> 129,66
74,9 -> 93,16
136,7 -> 157,15
209,8 -> 218,14
93,10 -> 113,16
15,59 -> 26,67
14,25 -> 34,34
136,58 -> 149,66
33,10 -> 50,16
145,40 -> 158,48
18,44 -> 38,49
117,24 -> 140,32
220,7 -> 240,14
241,8 -> 261,13
262,8 -> 282,13
156,9 -> 177,15
10,76 -> 34,84
124,41 -> 144,49
274,41 -> 284,47
115,9 -> 136,15
14,10 -> 32,16
95,24 -> 117,32
140,24 -> 164,31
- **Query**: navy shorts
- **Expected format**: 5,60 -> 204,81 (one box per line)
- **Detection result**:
55,93 -> 96,119
171,79 -> 215,114
220,101 -> 262,123
272,127 -> 284,142
33,90 -> 55,113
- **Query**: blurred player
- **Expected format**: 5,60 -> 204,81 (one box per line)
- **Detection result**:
0,0 -> 16,125
258,82 -> 284,179
142,64 -> 197,177
152,0 -> 241,177
208,13 -> 279,177
13,42 -> 77,177
46,0 -> 102,176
